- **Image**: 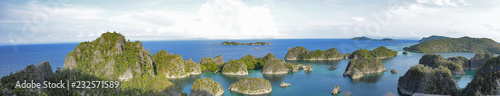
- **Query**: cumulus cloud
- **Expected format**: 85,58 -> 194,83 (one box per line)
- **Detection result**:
351,17 -> 365,22
1,0 -> 500,44
0,0 -> 283,44
416,0 -> 469,7
180,0 -> 281,39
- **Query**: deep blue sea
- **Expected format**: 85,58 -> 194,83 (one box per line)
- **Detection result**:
0,39 -> 480,96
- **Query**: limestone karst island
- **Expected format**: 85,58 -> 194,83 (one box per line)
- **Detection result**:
1,0 -> 500,96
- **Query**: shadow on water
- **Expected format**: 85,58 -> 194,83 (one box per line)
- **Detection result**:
263,74 -> 287,82
350,72 -> 385,83
221,74 -> 247,83
285,60 -> 342,66
229,91 -> 272,96
168,74 -> 201,90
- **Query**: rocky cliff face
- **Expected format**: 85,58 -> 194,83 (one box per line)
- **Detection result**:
152,50 -> 201,78
285,46 -> 343,60
222,60 -> 248,75
185,59 -> 202,76
470,53 -> 495,70
199,55 -> 225,72
62,32 -> 155,81
0,61 -> 54,95
419,54 -> 465,75
262,59 -> 288,74
343,58 -> 386,79
463,55 -> 500,95
190,77 -> 224,96
397,65 -> 457,95
229,77 -> 272,95
214,55 -> 224,65
199,55 -> 224,65
447,56 -> 471,70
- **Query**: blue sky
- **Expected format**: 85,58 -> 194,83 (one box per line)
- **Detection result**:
1,0 -> 500,44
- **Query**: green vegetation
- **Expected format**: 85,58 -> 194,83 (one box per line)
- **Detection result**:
239,55 -> 262,69
350,36 -> 395,41
285,63 -> 297,72
343,58 -> 386,79
285,46 -> 343,60
152,50 -> 187,78
398,64 -> 457,95
46,32 -> 184,95
1,61 -> 182,95
419,35 -> 450,42
404,37 -> 500,54
220,41 -> 271,45
229,77 -> 272,95
262,58 -> 288,74
419,54 -> 464,75
64,31 -> 155,79
198,56 -> 224,72
191,77 -> 223,96
203,61 -> 219,72
349,46 -> 397,59
152,50 -> 201,78
350,36 -> 373,40
221,60 -> 248,75
463,56 -> 500,95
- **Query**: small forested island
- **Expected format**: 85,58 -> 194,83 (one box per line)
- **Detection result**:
342,46 -> 396,79
240,53 -> 297,74
398,54 -> 500,95
262,57 -> 289,74
343,58 -> 386,79
350,36 -> 395,41
397,64 -> 457,95
280,82 -> 291,87
220,41 -> 271,45
285,46 -> 343,60
190,77 -> 224,96
152,50 -> 201,78
469,53 -> 495,70
197,53 -> 299,75
198,56 -> 224,72
228,77 -> 272,95
221,60 -> 248,75
463,55 -> 500,95
418,54 -> 465,75
418,35 -> 449,42
348,46 -> 398,59
404,37 -> 500,54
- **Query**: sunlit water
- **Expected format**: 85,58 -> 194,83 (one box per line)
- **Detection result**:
0,39 -> 482,95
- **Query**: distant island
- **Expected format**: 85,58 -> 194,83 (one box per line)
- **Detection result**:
285,46 -> 344,60
404,37 -> 500,54
350,36 -> 395,41
418,35 -> 449,42
220,41 -> 271,45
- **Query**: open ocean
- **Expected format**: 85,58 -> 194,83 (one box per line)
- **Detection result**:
0,39 -> 478,96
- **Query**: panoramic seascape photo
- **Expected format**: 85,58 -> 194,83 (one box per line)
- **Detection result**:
1,0 -> 500,96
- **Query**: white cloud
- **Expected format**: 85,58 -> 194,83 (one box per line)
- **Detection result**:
416,0 -> 469,7
351,17 -> 365,22
2,0 -> 500,44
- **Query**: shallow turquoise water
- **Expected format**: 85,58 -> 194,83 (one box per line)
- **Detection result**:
0,39 -> 482,95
